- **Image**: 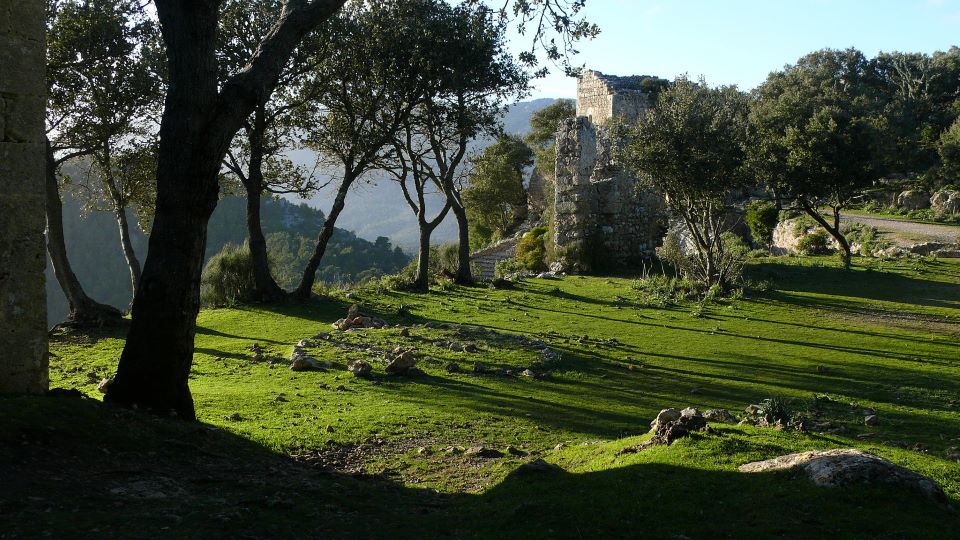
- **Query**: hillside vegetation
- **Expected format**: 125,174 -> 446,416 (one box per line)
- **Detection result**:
3,256 -> 959,538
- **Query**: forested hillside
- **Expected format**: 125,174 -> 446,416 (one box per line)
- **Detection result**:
46,194 -> 409,326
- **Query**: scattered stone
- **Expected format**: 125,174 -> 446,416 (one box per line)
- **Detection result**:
449,342 -> 464,352
445,362 -> 461,373
348,360 -> 372,378
464,446 -> 504,459
650,408 -> 681,432
652,409 -> 708,445
864,414 -> 879,426
703,409 -> 736,424
473,362 -> 487,374
274,395 -> 287,402
521,369 -> 536,378
862,407 -> 876,416
738,449 -> 951,510
290,355 -> 325,372
857,432 -> 879,440
464,344 -> 480,353
554,443 -> 566,451
314,332 -> 330,340
332,304 -> 388,331
745,404 -> 762,415
815,365 -> 830,374
297,339 -> 314,348
399,328 -> 410,338
417,447 -> 430,455
97,378 -> 113,394
444,446 -> 464,455
386,351 -> 417,375
227,413 -> 243,422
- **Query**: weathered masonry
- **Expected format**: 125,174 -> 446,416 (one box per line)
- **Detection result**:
0,0 -> 48,393
552,71 -> 668,273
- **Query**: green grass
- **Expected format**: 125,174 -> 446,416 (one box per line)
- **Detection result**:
3,256 -> 959,538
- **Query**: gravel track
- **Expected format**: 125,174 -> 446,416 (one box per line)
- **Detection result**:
840,213 -> 960,246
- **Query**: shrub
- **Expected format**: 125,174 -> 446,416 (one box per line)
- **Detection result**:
758,397 -> 792,424
631,274 -> 697,308
200,242 -> 257,307
796,230 -> 830,255
494,257 -> 525,278
745,200 -> 779,247
516,226 -> 549,270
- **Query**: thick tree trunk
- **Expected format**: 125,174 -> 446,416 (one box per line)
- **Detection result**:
243,113 -> 284,302
293,175 -> 353,299
106,0 -> 344,419
44,144 -> 122,326
451,202 -> 473,285
114,206 -> 141,303
800,200 -> 852,270
244,182 -> 284,301
414,226 -> 433,292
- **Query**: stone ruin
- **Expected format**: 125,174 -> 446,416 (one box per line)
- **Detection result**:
551,70 -> 669,272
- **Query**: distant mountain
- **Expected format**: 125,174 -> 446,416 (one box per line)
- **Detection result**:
295,98 -> 561,251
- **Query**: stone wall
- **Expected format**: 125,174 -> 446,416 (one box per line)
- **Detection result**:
552,71 -> 668,273
0,0 -> 48,393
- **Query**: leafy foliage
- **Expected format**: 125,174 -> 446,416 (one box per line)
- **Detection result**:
200,243 -> 258,307
796,230 -> 831,255
745,200 -> 780,247
515,226 -> 549,271
463,135 -> 534,249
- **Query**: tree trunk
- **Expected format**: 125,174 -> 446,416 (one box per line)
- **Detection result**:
243,110 -> 284,302
451,202 -> 473,285
244,181 -> 284,301
114,207 -> 142,304
293,174 -> 354,299
414,225 -> 432,292
799,200 -> 852,270
44,143 -> 122,326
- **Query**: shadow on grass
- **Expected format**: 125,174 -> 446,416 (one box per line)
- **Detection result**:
2,395 -> 956,539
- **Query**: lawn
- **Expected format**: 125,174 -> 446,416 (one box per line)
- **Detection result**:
2,256 -> 959,538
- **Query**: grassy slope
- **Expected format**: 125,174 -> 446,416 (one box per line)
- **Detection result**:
4,256 -> 960,538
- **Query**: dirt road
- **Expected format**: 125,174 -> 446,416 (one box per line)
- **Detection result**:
840,213 -> 959,246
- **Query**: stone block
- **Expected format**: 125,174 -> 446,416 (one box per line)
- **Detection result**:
0,141 -> 45,195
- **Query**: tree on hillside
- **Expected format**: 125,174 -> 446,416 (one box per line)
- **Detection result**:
218,0 -> 322,302
750,48 -> 883,268
621,77 -> 751,288
290,0 -> 437,300
523,99 -> 575,219
106,0 -> 598,419
939,118 -> 960,183
393,3 -> 529,285
463,134 -> 534,249
46,0 -> 162,322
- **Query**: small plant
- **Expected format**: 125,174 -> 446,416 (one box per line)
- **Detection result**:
758,397 -> 792,425
494,257 -> 526,278
796,230 -> 830,255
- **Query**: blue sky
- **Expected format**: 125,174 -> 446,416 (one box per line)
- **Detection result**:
515,0 -> 960,99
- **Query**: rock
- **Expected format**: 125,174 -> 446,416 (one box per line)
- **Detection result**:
274,395 -> 288,402
386,351 -> 417,375
345,292 -> 355,299
348,360 -> 372,378
464,446 -> 504,459
445,362 -> 461,373
745,404 -> 762,415
521,369 -> 536,378
897,190 -> 931,210
554,443 -> 566,451
815,365 -> 829,374
703,409 -> 736,424
864,414 -> 879,426
97,378 -> 113,394
738,449 -> 951,510
399,328 -> 410,338
933,249 -> 960,259
297,339 -> 313,348
313,332 -> 330,340
931,189 -> 960,214
347,304 -> 361,319
909,242 -> 951,256
290,354 -> 324,372
650,408 -> 682,431
464,344 -> 480,353
227,413 -> 243,422
449,342 -> 464,352
946,447 -> 960,461
549,261 -> 565,273
325,425 -> 335,433
652,409 -> 708,445
417,446 -> 430,455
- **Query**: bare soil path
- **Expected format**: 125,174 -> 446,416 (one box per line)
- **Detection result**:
840,213 -> 960,246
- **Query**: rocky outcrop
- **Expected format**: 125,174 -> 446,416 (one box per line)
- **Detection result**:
931,189 -> 960,215
739,449 -> 951,511
897,190 -> 931,210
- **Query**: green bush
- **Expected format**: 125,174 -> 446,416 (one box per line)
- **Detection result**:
494,257 -> 526,278
631,274 -> 697,308
200,242 -> 257,307
796,230 -> 830,255
745,200 -> 779,247
516,227 -> 549,271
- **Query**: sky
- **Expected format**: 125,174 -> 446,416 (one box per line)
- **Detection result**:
515,0 -> 960,99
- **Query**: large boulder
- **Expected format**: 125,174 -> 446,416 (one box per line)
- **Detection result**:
738,449 -> 951,511
650,408 -> 681,432
897,190 -> 931,210
931,189 -> 960,215
385,350 -> 417,375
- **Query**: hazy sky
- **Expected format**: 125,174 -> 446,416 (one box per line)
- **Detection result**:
515,0 -> 960,99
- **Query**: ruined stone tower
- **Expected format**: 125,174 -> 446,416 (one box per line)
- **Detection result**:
1,0 -> 49,393
551,71 -> 668,272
